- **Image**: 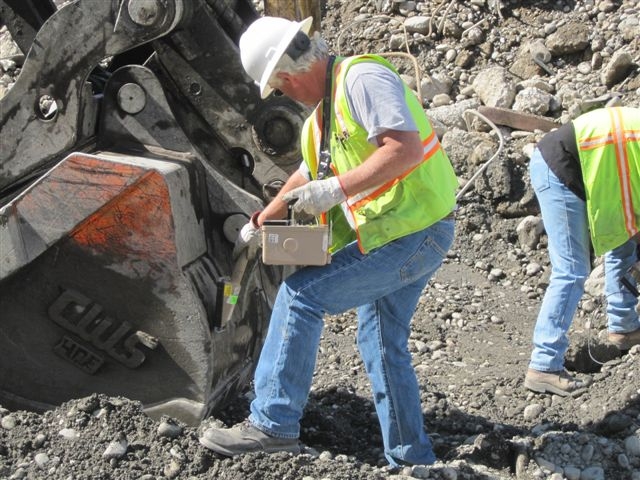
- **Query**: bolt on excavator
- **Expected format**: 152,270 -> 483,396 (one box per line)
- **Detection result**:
0,0 -> 318,425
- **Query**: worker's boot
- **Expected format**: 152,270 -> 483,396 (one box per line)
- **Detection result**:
199,420 -> 300,456
524,368 -> 587,396
608,328 -> 640,350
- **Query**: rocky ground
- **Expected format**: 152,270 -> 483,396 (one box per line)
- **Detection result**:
1,0 -> 640,479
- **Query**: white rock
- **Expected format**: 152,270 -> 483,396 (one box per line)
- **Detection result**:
102,437 -> 128,460
524,403 -> 544,420
625,435 -> 640,457
58,428 -> 78,440
34,453 -> 49,468
563,465 -> 581,480
1,415 -> 16,430
580,466 -> 604,480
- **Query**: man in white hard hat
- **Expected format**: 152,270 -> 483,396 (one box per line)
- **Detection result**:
200,15 -> 458,468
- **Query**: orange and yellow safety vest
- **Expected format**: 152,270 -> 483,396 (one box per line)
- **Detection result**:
575,107 -> 640,255
300,55 -> 457,253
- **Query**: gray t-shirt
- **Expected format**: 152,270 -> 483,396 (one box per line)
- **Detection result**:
299,60 -> 417,179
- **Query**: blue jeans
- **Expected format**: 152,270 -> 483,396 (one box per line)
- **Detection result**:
248,218 -> 455,467
528,150 -> 639,372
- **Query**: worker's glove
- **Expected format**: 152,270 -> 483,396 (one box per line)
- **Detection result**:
232,212 -> 261,259
281,177 -> 346,216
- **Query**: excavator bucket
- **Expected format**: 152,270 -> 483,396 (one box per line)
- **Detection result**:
0,0 -> 307,424
1,152 -> 264,424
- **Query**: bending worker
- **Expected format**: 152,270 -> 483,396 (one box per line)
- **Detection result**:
525,106 -> 640,396
199,15 -> 458,467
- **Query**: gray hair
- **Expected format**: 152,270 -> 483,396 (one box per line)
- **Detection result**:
268,32 -> 329,89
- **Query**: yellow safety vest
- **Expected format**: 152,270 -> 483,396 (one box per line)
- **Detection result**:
575,107 -> 640,255
300,55 -> 457,253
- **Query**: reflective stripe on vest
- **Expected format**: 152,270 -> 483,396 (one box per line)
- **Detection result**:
346,130 -> 441,210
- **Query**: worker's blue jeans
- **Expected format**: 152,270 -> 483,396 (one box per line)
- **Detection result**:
249,217 -> 454,467
528,150 -> 640,372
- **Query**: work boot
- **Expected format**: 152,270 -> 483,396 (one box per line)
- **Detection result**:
608,328 -> 640,350
199,420 -> 300,456
524,368 -> 587,396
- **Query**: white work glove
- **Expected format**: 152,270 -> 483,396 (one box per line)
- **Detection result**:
281,177 -> 346,216
232,212 -> 261,259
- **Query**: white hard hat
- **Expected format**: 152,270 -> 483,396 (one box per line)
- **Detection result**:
240,16 -> 314,99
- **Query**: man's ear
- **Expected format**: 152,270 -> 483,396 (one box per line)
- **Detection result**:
276,71 -> 293,85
